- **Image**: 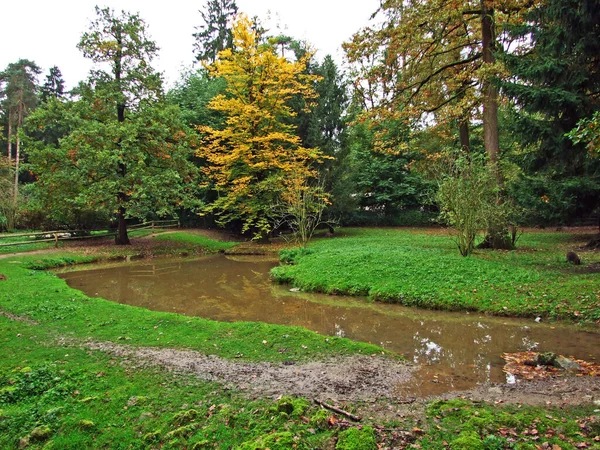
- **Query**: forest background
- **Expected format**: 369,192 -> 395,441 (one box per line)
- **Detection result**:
1,0 -> 599,250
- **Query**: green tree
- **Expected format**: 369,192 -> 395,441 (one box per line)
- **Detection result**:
0,59 -> 41,200
167,68 -> 227,129
197,15 -> 325,239
40,66 -> 65,102
289,55 -> 357,220
193,0 -> 238,63
347,114 -> 433,223
502,0 -> 600,225
78,7 -> 162,244
26,7 -> 198,243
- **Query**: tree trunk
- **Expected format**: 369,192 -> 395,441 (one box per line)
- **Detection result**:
13,131 -> 20,201
481,2 -> 501,186
479,1 -> 512,250
115,205 -> 130,245
113,31 -> 130,246
6,116 -> 12,163
459,119 -> 470,154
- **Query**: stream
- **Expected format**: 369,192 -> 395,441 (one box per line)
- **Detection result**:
58,254 -> 600,396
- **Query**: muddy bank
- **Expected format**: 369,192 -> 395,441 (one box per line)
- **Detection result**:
82,340 -> 413,402
80,340 -> 600,417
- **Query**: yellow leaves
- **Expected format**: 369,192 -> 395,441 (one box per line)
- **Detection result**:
192,14 -> 327,237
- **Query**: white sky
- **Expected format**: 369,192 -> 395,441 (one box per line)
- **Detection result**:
1,0 -> 378,90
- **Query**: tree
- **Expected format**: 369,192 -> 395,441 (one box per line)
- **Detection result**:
26,93 -> 199,232
26,7 -> 198,244
0,59 -> 41,200
193,0 -> 238,63
167,68 -> 227,129
197,15 -> 325,239
78,7 -> 163,244
40,66 -> 65,102
344,0 -> 537,247
287,54 -> 358,219
502,0 -> 600,225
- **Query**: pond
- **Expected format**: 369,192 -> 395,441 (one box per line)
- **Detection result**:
58,254 -> 600,396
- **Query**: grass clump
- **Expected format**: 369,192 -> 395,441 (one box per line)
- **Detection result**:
336,426 -> 377,450
272,228 -> 600,323
154,231 -> 238,252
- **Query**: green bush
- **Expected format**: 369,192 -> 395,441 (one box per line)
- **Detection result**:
436,155 -> 513,256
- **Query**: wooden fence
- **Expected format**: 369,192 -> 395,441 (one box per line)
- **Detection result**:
0,219 -> 180,248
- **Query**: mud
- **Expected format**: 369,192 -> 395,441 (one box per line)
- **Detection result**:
80,340 -> 600,419
82,340 -> 413,402
0,310 -> 38,325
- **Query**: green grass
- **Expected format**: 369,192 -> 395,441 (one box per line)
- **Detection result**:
0,318 -> 343,449
417,398 -> 599,449
1,320 -> 598,449
272,228 -> 600,323
0,232 -> 57,254
0,235 -> 383,448
1,230 -> 599,448
154,231 -> 239,252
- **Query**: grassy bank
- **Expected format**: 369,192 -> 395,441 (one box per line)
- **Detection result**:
154,231 -> 239,252
271,228 -> 600,323
3,317 -> 598,449
1,230 -> 599,448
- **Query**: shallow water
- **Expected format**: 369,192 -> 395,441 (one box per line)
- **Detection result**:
58,254 -> 600,396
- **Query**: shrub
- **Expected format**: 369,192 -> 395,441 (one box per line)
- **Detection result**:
436,155 -> 514,256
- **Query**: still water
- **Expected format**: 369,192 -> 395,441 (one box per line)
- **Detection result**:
58,255 -> 600,396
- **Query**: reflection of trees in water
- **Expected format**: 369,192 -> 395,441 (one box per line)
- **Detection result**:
60,256 -> 600,389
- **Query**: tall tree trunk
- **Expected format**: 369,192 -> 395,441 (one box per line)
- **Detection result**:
481,1 -> 501,186
479,1 -> 512,250
113,32 -> 130,246
6,116 -> 12,163
13,133 -> 20,201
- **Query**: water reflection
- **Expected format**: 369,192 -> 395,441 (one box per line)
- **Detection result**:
58,255 -> 600,396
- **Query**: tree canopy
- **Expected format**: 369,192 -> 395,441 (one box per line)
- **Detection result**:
26,7 -> 198,241
196,15 -> 326,239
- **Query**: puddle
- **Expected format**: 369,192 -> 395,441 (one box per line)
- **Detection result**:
58,255 -> 600,396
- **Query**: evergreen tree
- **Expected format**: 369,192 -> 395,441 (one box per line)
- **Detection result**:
502,0 -> 600,224
0,59 -> 41,199
302,56 -> 356,218
193,0 -> 238,63
41,66 -> 65,102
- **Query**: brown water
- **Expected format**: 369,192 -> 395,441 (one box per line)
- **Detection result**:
58,255 -> 600,396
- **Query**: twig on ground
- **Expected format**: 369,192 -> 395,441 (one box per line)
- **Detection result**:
314,399 -> 362,422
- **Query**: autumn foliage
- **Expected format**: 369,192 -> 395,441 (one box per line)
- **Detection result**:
197,15 -> 326,239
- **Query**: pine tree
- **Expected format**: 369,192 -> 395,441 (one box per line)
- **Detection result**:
502,0 -> 600,223
193,0 -> 238,63
0,59 -> 41,199
41,66 -> 65,102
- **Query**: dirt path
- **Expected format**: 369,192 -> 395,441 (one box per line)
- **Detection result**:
0,248 -> 58,260
78,340 -> 600,419
82,341 -> 413,402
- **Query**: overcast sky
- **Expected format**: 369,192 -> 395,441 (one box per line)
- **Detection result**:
1,0 -> 378,90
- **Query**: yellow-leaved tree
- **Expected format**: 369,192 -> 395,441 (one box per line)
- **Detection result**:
197,14 -> 325,240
